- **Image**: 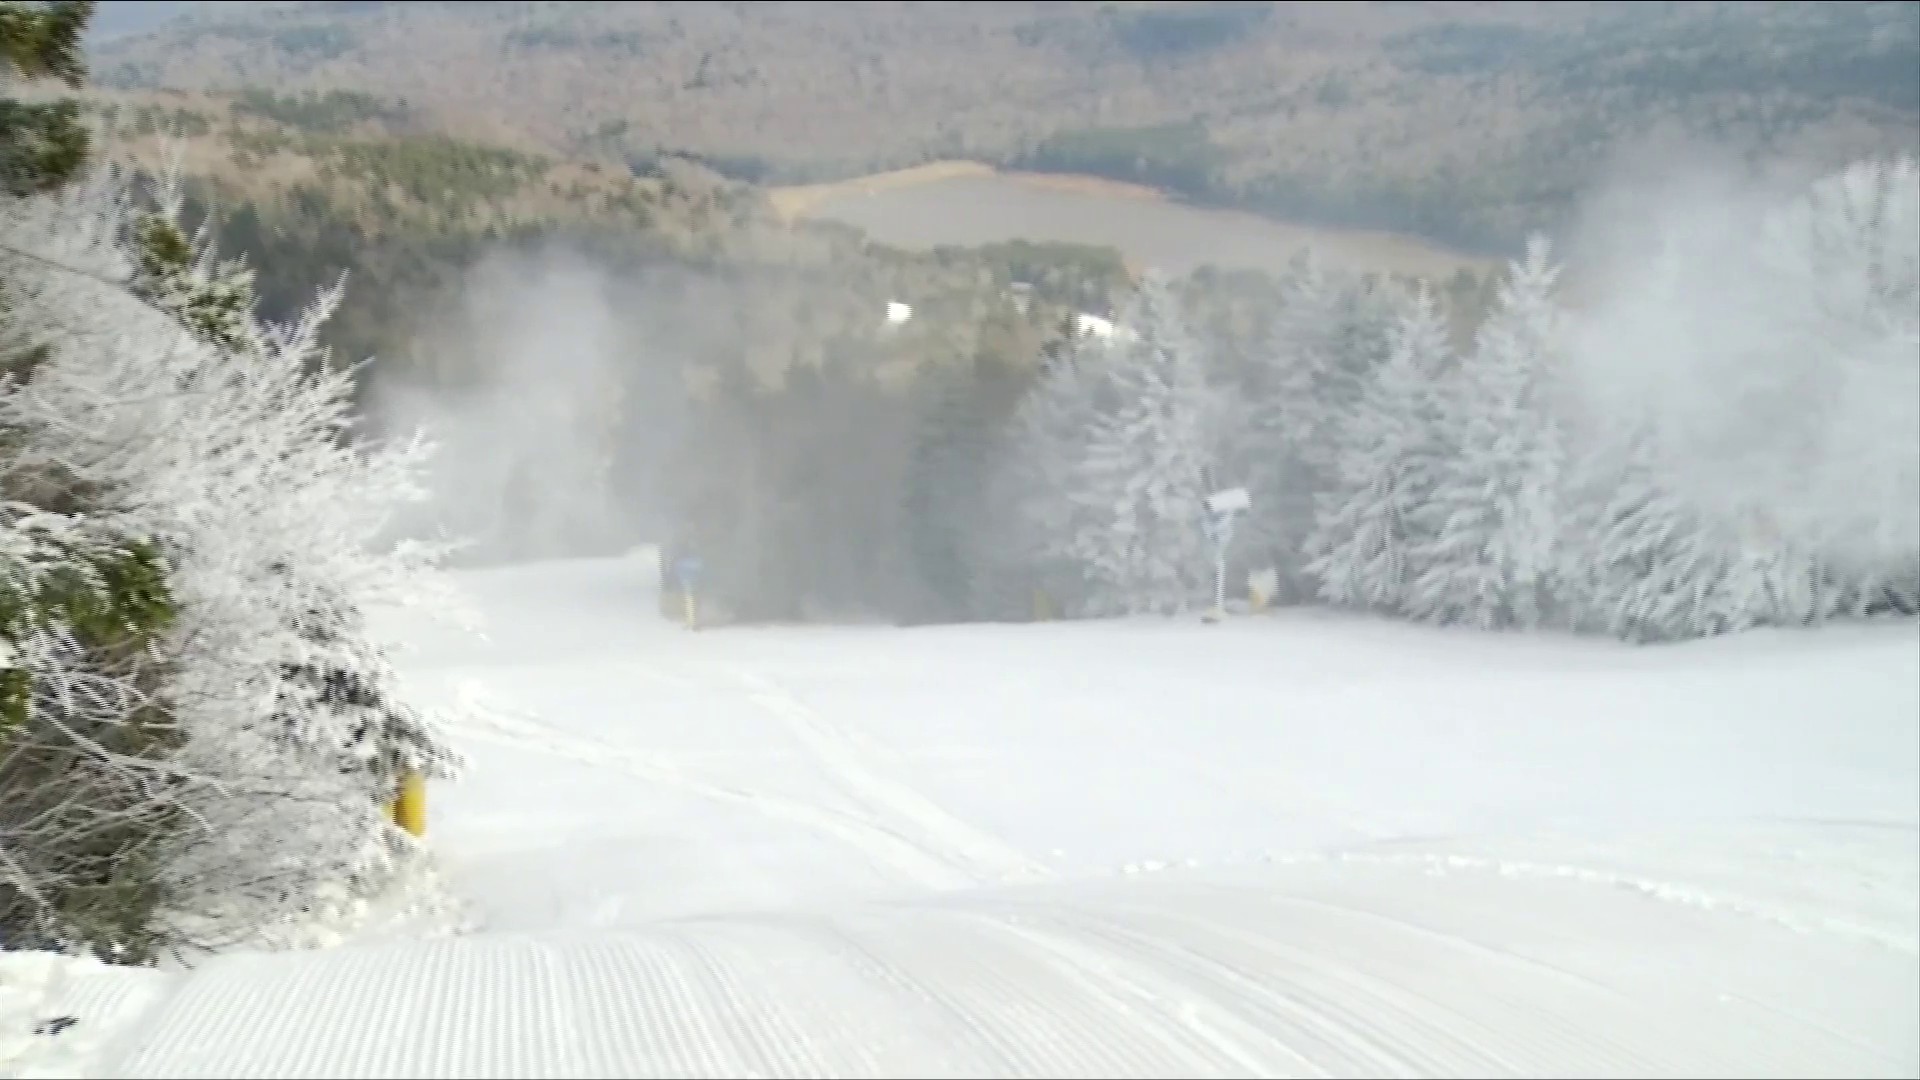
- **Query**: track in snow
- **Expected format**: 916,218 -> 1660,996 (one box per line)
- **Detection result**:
440,659 -> 1045,896
724,665 -> 1051,885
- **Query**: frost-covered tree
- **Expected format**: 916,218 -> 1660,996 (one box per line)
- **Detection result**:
1554,154 -> 1919,642
1267,255 -> 1406,478
0,497 -> 181,961
1571,155 -> 1920,603
1556,424 -> 1800,643
1062,273 -> 1220,616
1735,155 -> 1920,579
1232,251 -> 1406,597
1304,286 -> 1451,613
126,178 -> 461,794
998,335 -> 1115,615
1406,235 -> 1569,630
0,156 -> 463,955
0,0 -> 201,963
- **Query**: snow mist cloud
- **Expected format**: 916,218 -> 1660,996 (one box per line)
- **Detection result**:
1558,145 -> 1920,572
367,244 -> 684,566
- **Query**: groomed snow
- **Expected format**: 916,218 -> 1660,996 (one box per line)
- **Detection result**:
5,553 -> 1916,1078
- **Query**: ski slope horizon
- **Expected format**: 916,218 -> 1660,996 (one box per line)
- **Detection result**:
5,552 -> 1917,1078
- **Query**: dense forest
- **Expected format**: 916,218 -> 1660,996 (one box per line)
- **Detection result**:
628,161 -> 1919,637
90,1 -> 1920,252
65,79 -> 1910,640
71,87 -> 1137,386
61,85 -> 1503,623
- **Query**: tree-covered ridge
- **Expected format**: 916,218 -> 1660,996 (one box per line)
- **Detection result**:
42,73 -> 1505,639
34,86 -> 1158,620
84,89 -> 730,237
88,1 -> 1920,252
64,85 -> 1147,384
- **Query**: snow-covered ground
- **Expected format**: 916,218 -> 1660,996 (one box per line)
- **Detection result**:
5,553 -> 1917,1078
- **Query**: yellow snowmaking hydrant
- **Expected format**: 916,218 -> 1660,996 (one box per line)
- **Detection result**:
388,770 -> 427,838
1248,567 -> 1279,614
670,552 -> 706,631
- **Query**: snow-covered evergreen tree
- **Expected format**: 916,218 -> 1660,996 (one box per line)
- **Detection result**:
1721,529 -> 1848,631
1739,155 -> 1920,579
998,333 -> 1115,615
0,3 -> 196,962
1234,251 -> 1406,597
1268,255 -> 1406,478
1062,273 -> 1220,616
1406,235 -> 1569,630
1584,155 -> 1920,601
1556,398 -> 1858,645
128,174 -> 460,782
1555,154 -> 1918,643
0,156 -> 464,954
0,494 -> 181,961
1558,425 -> 1750,643
1304,286 -> 1451,613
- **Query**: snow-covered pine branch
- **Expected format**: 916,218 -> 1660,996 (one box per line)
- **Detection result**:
0,497 -> 182,962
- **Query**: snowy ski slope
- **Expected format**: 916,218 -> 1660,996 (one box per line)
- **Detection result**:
5,553 -> 1917,1078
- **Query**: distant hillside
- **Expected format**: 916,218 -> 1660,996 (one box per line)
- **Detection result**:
90,0 -> 1920,251
36,77 -> 1507,621
74,87 -> 1138,402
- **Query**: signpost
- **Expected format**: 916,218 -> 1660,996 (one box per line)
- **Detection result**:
1202,486 -> 1252,623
